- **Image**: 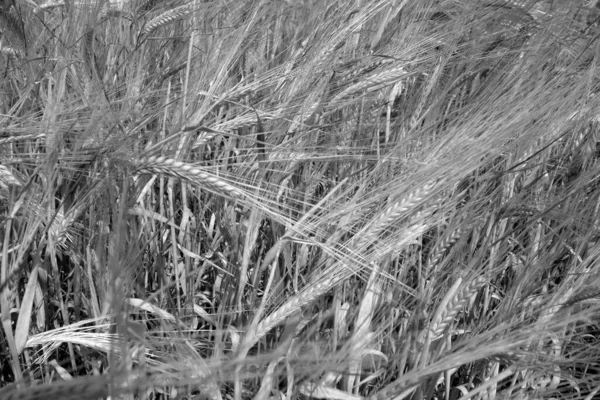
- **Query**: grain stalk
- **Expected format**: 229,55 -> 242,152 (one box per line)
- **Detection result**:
135,156 -> 244,199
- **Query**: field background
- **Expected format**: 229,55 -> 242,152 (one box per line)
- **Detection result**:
1,0 -> 600,399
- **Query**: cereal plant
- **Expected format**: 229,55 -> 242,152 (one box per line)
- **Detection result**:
1,0 -> 600,399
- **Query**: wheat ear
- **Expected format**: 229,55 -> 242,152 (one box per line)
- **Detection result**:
142,4 -> 192,36
246,271 -> 338,348
360,180 -> 438,245
416,276 -> 487,369
429,276 -> 487,340
427,226 -> 463,270
328,63 -> 408,106
135,156 -> 243,199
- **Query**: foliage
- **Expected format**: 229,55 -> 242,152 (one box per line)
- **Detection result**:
1,0 -> 600,399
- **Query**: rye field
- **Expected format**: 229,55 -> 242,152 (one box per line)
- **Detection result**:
1,0 -> 600,399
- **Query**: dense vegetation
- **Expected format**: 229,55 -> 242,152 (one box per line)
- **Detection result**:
1,0 -> 600,399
